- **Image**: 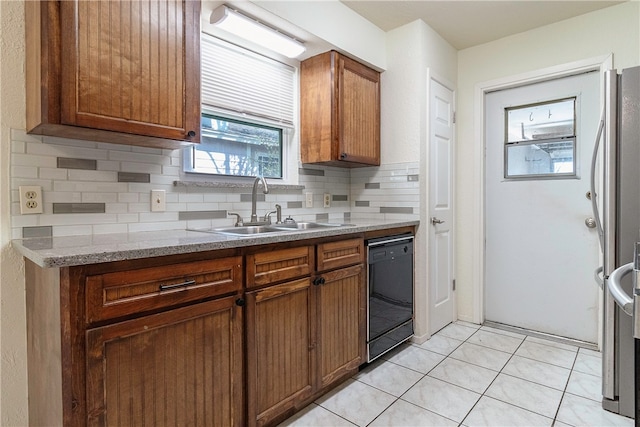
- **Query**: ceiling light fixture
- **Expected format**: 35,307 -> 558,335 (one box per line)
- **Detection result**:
210,5 -> 306,59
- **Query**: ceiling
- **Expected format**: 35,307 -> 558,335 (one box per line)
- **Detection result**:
339,0 -> 626,50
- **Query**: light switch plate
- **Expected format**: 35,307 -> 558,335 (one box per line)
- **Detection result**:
305,192 -> 313,208
151,190 -> 166,212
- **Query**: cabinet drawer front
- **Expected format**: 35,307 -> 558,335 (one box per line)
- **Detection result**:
247,246 -> 314,289
86,256 -> 242,323
317,238 -> 364,271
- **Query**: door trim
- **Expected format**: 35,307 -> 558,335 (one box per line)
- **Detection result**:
469,54 -> 613,325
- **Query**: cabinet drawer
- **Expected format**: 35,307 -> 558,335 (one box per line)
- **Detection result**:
247,246 -> 314,289
317,238 -> 364,271
86,256 -> 242,324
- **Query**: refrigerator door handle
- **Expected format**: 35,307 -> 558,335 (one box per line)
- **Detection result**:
589,109 -> 606,251
607,262 -> 634,316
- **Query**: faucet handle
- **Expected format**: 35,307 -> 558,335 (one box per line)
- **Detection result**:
275,204 -> 282,224
228,212 -> 243,227
263,210 -> 276,224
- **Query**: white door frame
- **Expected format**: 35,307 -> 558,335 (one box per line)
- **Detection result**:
470,54 -> 613,325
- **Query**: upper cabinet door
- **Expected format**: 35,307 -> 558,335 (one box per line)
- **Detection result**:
300,51 -> 380,167
26,0 -> 200,149
336,54 -> 380,166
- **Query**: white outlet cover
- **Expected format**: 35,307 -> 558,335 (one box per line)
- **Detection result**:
324,193 -> 331,208
19,185 -> 43,214
151,190 -> 166,212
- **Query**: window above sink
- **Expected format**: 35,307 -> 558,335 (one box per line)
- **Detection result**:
183,34 -> 298,184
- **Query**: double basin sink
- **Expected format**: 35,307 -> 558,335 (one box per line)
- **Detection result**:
191,222 -> 354,236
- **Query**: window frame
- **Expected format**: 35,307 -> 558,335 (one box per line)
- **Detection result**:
503,97 -> 578,180
184,113 -> 285,179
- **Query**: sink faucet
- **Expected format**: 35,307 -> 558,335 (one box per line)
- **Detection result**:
249,176 -> 269,224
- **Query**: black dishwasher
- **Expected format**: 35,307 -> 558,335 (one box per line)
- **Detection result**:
366,234 -> 414,361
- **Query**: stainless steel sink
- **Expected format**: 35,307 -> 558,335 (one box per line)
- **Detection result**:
271,222 -> 354,231
188,222 -> 354,236
190,225 -> 287,236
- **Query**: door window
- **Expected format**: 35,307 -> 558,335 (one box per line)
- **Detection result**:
504,98 -> 576,179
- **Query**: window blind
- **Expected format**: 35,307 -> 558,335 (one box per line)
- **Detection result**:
201,34 -> 295,126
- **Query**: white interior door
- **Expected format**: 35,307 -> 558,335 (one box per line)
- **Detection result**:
429,77 -> 455,334
484,71 -> 600,343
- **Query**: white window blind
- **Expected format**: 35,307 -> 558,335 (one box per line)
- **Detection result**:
201,34 -> 295,126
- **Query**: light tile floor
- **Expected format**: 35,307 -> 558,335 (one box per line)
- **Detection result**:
279,321 -> 635,427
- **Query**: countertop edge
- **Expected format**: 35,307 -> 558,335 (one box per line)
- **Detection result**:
12,221 -> 420,269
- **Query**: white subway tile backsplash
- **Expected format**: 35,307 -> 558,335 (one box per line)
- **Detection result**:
117,213 -> 140,223
11,128 -> 42,144
53,225 -> 94,237
117,193 -> 140,203
12,153 -> 57,168
12,165 -> 39,179
40,167 -> 68,180
109,150 -> 171,165
10,129 -> 420,237
92,223 -> 129,235
120,161 -> 162,174
128,221 -> 186,233
11,140 -> 26,154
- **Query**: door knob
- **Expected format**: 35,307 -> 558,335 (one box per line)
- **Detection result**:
431,217 -> 445,225
585,217 -> 597,228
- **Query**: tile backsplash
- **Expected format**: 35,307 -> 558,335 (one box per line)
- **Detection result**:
10,129 -> 420,238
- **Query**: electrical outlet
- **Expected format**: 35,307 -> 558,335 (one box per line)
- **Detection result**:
324,193 -> 331,208
19,186 -> 43,214
305,192 -> 313,208
151,190 -> 166,212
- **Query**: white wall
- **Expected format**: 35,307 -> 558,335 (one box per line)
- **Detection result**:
455,1 -> 640,322
381,19 -> 457,339
0,1 -> 29,425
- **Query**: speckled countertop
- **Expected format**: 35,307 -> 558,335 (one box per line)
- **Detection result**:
12,220 -> 419,268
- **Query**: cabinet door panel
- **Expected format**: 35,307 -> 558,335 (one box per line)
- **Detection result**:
317,264 -> 366,388
60,0 -> 200,142
86,296 -> 243,427
338,55 -> 380,165
246,279 -> 315,426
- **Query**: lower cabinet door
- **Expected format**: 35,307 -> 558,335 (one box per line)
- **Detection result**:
246,278 -> 315,427
317,264 -> 366,389
85,296 -> 243,427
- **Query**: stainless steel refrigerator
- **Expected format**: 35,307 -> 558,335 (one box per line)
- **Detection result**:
595,65 -> 640,419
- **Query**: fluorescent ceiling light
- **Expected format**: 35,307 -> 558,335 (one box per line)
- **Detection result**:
210,5 -> 306,59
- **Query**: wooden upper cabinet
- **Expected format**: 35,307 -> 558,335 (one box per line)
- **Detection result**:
26,0 -> 201,149
300,51 -> 380,167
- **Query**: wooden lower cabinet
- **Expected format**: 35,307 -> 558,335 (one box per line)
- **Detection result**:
25,237 -> 370,427
246,279 -> 316,427
317,264 -> 366,389
246,257 -> 366,426
85,296 -> 243,427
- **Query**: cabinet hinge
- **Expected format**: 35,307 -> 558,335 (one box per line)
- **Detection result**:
453,111 -> 456,124
452,279 -> 456,291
